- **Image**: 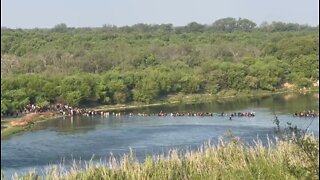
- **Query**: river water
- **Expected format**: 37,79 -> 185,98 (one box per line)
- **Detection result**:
1,92 -> 319,178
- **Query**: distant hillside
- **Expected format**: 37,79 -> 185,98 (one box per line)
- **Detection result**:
1,18 -> 319,114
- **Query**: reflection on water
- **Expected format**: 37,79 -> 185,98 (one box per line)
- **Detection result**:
1,92 -> 319,178
122,92 -> 319,115
44,116 -> 97,135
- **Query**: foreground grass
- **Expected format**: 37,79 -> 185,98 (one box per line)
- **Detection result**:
5,135 -> 319,180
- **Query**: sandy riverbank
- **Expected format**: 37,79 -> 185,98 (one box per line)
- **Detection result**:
1,112 -> 62,139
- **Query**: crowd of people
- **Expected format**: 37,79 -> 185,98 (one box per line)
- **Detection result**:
293,110 -> 318,118
156,111 -> 214,117
17,104 -> 318,119
165,111 -> 256,117
21,103 -> 257,118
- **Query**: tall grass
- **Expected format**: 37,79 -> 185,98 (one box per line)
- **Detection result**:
5,134 -> 318,180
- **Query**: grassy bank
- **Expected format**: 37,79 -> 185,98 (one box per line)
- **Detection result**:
89,88 -> 319,112
6,135 -> 319,180
1,113 -> 62,139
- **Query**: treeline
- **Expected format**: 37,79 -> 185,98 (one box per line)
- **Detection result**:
2,17 -> 318,35
1,18 -> 319,115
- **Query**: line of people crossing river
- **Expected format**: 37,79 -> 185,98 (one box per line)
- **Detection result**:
22,103 -> 258,118
16,103 -> 319,119
293,110 -> 318,118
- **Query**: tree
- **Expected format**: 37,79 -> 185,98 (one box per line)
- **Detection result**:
2,89 -> 30,111
52,23 -> 68,33
244,76 -> 259,89
179,75 -> 201,93
248,57 -> 284,90
212,17 -> 237,32
1,99 -> 10,115
133,78 -> 159,103
63,91 -> 82,107
35,96 -> 50,107
113,91 -> 127,104
185,22 -> 205,33
236,18 -> 257,32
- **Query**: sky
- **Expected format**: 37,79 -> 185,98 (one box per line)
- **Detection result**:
1,0 -> 319,29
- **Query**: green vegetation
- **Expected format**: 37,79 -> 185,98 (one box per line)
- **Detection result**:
1,126 -> 25,139
1,18 -> 319,115
7,131 -> 319,179
1,113 -> 62,139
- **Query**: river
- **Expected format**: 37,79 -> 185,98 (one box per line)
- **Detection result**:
1,92 -> 319,178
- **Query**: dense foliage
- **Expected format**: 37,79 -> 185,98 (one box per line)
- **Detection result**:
1,18 -> 319,114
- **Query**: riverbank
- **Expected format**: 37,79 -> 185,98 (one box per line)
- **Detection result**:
1,112 -> 62,139
1,88 -> 318,139
89,89 -> 319,112
7,135 -> 319,179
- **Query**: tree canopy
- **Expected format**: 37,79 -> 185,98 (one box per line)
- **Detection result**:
1,18 -> 319,114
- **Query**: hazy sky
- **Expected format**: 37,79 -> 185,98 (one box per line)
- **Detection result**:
1,0 -> 319,28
